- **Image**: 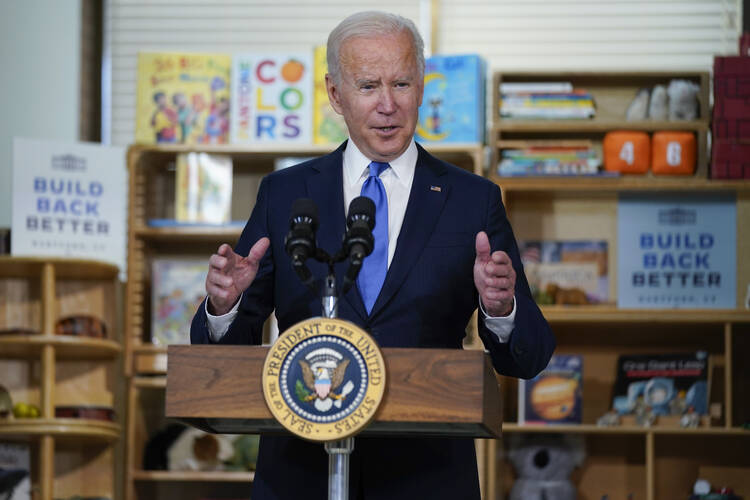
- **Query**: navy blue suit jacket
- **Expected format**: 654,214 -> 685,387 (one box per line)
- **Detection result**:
191,142 -> 555,499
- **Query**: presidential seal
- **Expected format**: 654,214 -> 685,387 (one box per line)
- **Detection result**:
262,317 -> 386,442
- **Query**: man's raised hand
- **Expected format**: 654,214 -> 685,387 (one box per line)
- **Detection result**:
474,231 -> 515,317
206,237 -> 270,316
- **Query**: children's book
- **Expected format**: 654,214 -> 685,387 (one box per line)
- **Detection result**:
520,240 -> 608,305
612,352 -> 708,416
518,354 -> 583,425
415,54 -> 485,144
312,45 -> 348,145
136,52 -> 232,145
231,53 -> 313,144
175,153 -> 233,224
151,259 -> 208,346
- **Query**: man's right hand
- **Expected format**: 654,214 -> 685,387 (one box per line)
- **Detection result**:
206,237 -> 270,316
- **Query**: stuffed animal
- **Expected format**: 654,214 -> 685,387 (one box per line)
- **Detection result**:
506,434 -> 585,500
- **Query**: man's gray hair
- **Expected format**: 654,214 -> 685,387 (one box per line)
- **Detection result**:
326,11 -> 425,85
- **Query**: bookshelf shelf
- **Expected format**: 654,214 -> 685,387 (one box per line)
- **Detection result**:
0,335 -> 121,360
503,423 -> 750,436
135,226 -> 244,242
132,470 -> 255,482
493,119 -> 708,133
0,419 -> 121,442
538,306 -> 750,324
0,256 -> 118,280
133,376 -> 166,389
492,174 -> 750,192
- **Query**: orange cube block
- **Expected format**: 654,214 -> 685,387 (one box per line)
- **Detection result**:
603,131 -> 650,174
651,131 -> 696,175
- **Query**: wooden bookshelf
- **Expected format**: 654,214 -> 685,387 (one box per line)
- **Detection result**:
0,257 -> 122,500
123,143 -> 486,500
485,71 -> 750,500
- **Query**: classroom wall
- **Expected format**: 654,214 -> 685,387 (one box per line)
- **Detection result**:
0,0 -> 82,228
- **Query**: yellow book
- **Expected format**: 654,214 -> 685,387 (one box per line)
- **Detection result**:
312,45 -> 348,145
136,52 -> 232,145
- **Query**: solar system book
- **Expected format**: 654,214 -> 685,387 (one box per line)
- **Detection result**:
518,354 -> 583,425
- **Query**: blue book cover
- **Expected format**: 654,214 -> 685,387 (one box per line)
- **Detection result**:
415,54 -> 484,144
518,354 -> 583,425
617,193 -> 737,309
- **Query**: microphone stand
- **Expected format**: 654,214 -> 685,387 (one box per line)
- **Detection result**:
298,249 -> 357,500
321,268 -> 351,500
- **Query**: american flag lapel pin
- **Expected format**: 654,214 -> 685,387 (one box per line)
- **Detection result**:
430,185 -> 442,192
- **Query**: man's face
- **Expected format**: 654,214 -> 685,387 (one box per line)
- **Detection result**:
326,31 -> 423,163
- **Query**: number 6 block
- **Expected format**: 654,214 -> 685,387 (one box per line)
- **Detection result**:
651,131 -> 696,175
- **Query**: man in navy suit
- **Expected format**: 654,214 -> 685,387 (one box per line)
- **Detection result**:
191,10 -> 554,500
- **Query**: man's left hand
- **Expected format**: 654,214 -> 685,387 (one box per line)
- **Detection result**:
474,231 -> 515,317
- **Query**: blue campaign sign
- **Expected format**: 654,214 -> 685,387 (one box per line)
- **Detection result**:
617,193 -> 737,309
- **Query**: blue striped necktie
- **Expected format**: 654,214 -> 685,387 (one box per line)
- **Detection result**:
358,161 -> 390,314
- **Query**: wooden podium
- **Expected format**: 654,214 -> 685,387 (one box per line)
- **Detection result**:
165,345 -> 502,439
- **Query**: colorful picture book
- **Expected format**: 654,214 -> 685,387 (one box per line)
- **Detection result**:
416,54 -> 485,143
231,53 -> 313,144
0,442 -> 31,500
611,352 -> 709,416
136,52 -> 232,144
518,354 -> 583,425
312,45 -> 348,145
520,240 -> 609,305
151,259 -> 208,346
175,152 -> 233,224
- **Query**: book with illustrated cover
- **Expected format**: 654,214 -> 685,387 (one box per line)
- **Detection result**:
416,54 -> 485,143
518,354 -> 583,425
612,352 -> 708,417
151,259 -> 208,346
136,52 -> 232,145
175,152 -> 233,224
312,45 -> 348,145
231,53 -> 313,144
0,443 -> 31,500
520,240 -> 608,305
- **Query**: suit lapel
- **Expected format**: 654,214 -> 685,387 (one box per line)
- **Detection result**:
305,142 -> 368,321
369,145 -> 449,319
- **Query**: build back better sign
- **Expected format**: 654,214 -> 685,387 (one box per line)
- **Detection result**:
617,193 -> 736,309
11,138 -> 127,276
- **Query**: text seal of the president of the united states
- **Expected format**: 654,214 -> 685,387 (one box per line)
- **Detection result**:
262,317 -> 386,442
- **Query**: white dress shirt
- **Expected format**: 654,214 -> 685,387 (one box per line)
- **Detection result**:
206,139 -> 516,342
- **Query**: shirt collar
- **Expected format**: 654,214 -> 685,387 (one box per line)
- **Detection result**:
343,138 -> 417,188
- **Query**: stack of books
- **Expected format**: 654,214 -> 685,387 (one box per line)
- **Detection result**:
500,82 -> 596,119
497,141 -> 603,176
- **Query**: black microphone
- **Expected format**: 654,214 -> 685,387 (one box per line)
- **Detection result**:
285,198 -> 318,289
341,196 -> 375,293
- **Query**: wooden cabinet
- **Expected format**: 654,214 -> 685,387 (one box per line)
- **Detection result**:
484,71 -> 750,500
0,257 -> 122,500
123,142 -> 485,500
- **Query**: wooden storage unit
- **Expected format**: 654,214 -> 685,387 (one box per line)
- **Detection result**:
491,71 -> 711,179
0,257 -> 122,500
123,142 -> 485,500
486,72 -> 750,499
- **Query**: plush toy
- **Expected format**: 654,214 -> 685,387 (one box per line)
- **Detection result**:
506,434 -> 585,500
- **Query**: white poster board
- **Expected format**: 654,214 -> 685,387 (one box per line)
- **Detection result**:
617,193 -> 736,309
11,138 -> 127,277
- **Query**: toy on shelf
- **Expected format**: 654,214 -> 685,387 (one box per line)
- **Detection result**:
506,434 -> 585,500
